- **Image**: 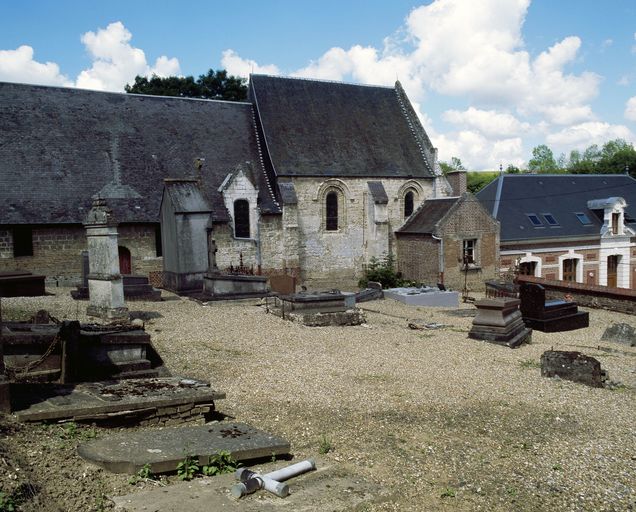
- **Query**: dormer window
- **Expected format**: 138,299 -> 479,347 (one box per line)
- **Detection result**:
611,212 -> 620,235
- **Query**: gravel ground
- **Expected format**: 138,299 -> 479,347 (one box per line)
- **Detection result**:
0,288 -> 634,511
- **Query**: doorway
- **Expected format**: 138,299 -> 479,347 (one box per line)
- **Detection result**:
519,261 -> 537,276
607,255 -> 619,288
118,246 -> 132,275
562,258 -> 577,282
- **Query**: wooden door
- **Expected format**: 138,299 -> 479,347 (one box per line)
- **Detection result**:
607,255 -> 618,288
562,258 -> 577,282
118,246 -> 132,275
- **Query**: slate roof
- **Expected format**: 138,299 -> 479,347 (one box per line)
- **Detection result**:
367,181 -> 388,204
249,75 -> 436,179
0,81 -> 279,225
396,197 -> 460,234
162,180 -> 212,214
476,174 -> 636,242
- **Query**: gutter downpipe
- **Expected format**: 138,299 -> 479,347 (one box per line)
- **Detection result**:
431,233 -> 444,285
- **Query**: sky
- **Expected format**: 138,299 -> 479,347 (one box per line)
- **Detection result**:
1,0 -> 636,170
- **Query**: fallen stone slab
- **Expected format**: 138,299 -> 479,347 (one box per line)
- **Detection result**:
110,461 -> 388,511
79,422 -> 291,474
540,350 -> 608,388
601,323 -> 636,347
384,287 -> 459,308
12,377 -> 224,423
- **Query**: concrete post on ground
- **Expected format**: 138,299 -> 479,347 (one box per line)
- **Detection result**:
84,197 -> 128,321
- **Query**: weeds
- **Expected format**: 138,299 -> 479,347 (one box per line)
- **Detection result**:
318,434 -> 332,454
519,359 -> 541,369
440,487 -> 456,498
128,463 -> 156,485
0,492 -> 15,512
176,454 -> 199,481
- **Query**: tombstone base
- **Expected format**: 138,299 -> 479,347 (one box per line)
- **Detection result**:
162,271 -> 206,295
523,311 -> 589,332
202,273 -> 269,299
87,305 -> 129,321
469,298 -> 531,348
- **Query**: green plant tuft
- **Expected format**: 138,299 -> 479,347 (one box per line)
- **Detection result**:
0,492 -> 15,512
201,451 -> 239,476
176,455 -> 199,481
318,434 -> 332,454
440,487 -> 456,498
359,253 -> 405,289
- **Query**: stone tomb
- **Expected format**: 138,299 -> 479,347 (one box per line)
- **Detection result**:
519,282 -> 589,332
469,297 -> 532,348
384,286 -> 459,308
268,290 -> 365,326
78,422 -> 290,474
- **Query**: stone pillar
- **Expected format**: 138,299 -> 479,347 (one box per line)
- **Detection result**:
84,197 -> 128,321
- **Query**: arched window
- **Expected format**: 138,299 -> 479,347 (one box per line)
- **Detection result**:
234,199 -> 250,238
326,191 -> 338,231
404,191 -> 414,218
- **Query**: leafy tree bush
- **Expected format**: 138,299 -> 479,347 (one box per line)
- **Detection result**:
359,254 -> 403,289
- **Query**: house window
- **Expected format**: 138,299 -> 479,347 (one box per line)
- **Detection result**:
526,214 -> 543,227
326,191 -> 339,231
611,212 -> 619,235
575,213 -> 592,225
542,213 -> 559,226
562,258 -> 577,282
462,239 -> 477,265
404,190 -> 415,218
234,199 -> 250,238
13,227 -> 33,257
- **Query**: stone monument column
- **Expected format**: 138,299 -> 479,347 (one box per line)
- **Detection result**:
84,197 -> 128,321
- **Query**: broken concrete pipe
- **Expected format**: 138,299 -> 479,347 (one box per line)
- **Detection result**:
231,458 -> 316,498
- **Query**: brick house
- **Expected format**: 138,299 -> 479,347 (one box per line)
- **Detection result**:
395,191 -> 500,291
0,76 -> 454,289
476,174 -> 636,289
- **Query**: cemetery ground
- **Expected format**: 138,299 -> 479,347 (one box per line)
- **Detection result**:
0,289 -> 634,511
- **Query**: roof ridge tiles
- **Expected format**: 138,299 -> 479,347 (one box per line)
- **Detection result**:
249,73 -> 394,89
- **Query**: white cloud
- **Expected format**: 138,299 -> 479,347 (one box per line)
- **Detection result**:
625,97 -> 636,121
221,49 -> 280,77
442,107 -> 530,138
547,122 -> 635,150
434,130 -> 524,170
75,21 -> 180,91
0,45 -> 72,86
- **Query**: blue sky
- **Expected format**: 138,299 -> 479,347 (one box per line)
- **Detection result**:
2,0 -> 636,170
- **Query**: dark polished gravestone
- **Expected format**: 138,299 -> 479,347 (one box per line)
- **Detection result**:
78,422 -> 291,474
519,282 -> 589,332
468,297 -> 531,348
601,323 -> 636,347
540,350 -> 608,388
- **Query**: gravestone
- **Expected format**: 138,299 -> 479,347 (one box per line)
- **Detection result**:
84,197 -> 128,321
540,350 -> 607,388
601,323 -> 636,347
519,282 -> 589,332
469,297 -> 531,348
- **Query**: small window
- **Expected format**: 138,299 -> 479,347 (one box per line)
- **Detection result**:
542,213 -> 559,226
326,191 -> 338,231
462,239 -> 476,265
234,199 -> 250,238
526,214 -> 543,227
611,212 -> 620,235
13,227 -> 33,257
404,191 -> 414,218
575,213 -> 592,225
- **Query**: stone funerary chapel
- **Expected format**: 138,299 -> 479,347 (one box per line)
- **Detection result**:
0,75 -> 457,289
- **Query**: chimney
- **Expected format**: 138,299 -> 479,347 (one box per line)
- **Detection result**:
445,170 -> 467,196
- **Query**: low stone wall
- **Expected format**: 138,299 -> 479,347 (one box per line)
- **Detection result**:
516,275 -> 636,314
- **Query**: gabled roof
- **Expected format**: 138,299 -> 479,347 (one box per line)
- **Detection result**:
476,174 -> 636,242
0,81 -> 279,225
396,197 -> 460,234
162,180 -> 212,214
249,75 -> 436,179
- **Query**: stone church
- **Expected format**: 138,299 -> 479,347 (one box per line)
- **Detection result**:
0,75 -> 456,289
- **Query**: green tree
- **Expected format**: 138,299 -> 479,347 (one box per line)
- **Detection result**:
505,164 -> 520,174
467,171 -> 499,193
527,144 -> 558,173
125,69 -> 247,101
439,156 -> 466,175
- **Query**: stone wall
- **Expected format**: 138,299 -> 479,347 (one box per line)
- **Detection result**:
0,224 -> 161,286
290,176 -> 436,289
396,234 -> 440,284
